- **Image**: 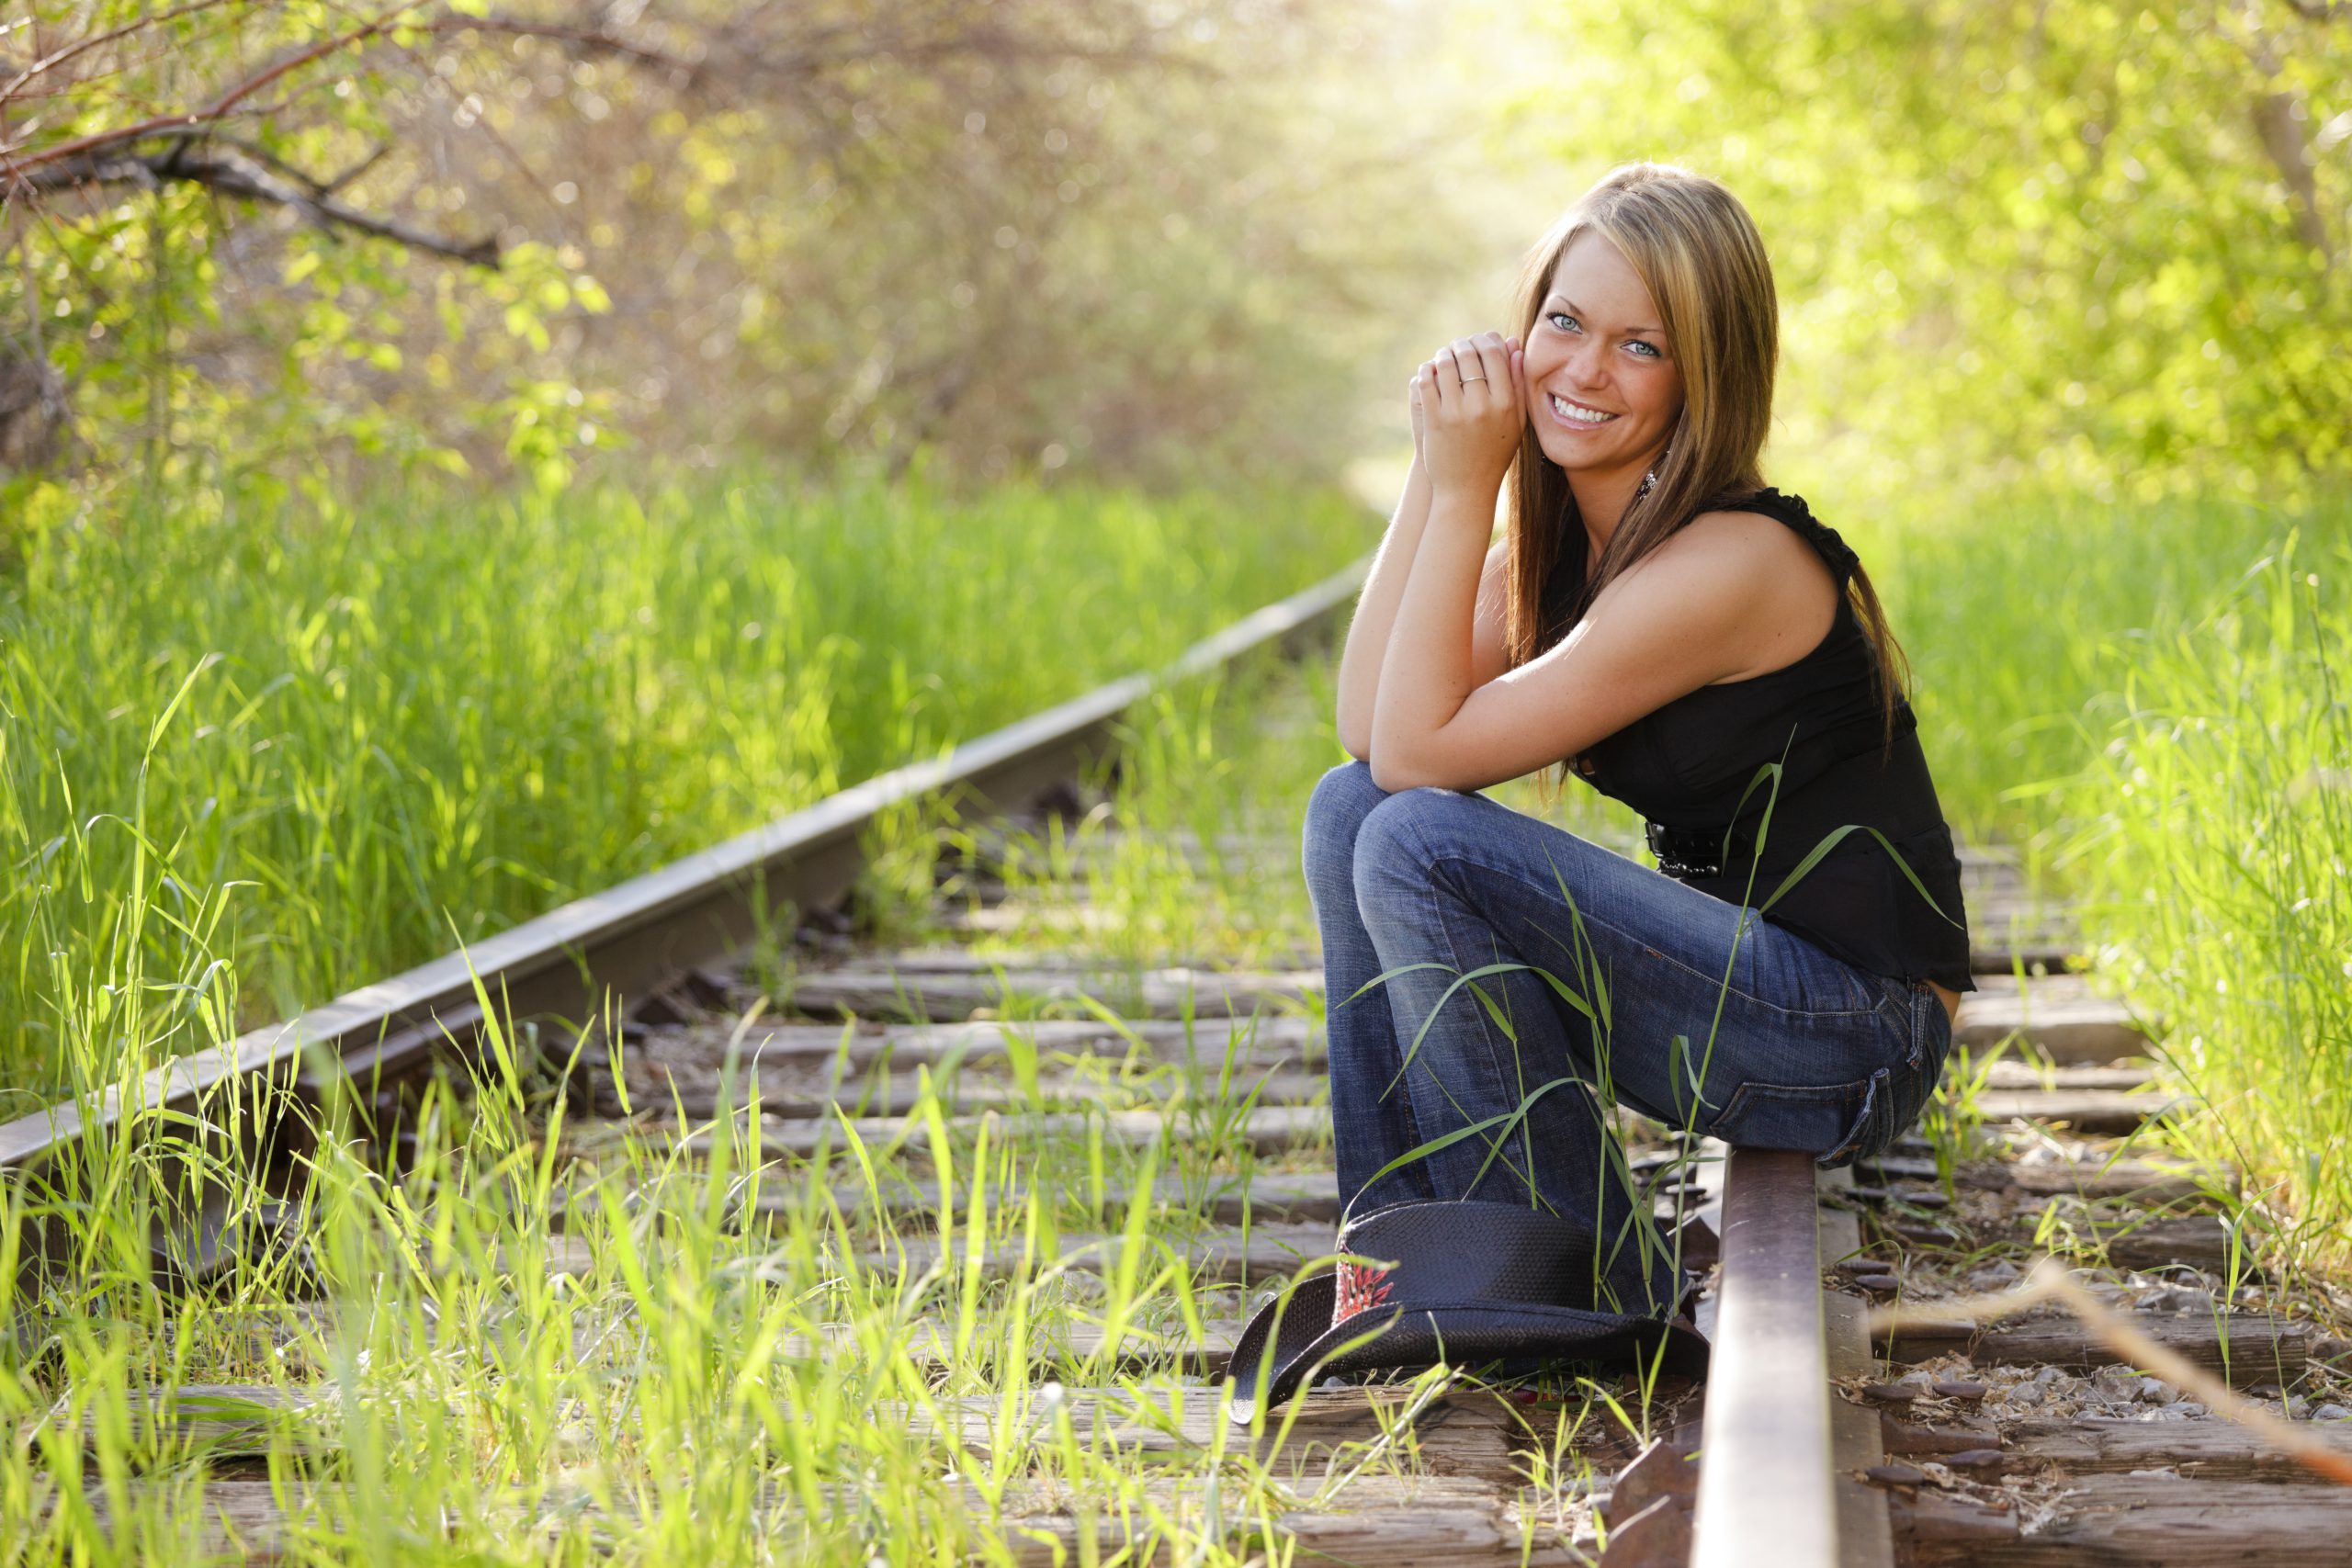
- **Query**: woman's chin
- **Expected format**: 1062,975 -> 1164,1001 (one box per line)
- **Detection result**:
1535,440 -> 1618,477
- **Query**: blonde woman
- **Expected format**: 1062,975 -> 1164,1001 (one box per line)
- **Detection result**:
1305,162 -> 1972,1321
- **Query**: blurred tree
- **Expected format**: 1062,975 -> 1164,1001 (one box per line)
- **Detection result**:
0,1 -> 1465,510
1508,0 -> 2351,502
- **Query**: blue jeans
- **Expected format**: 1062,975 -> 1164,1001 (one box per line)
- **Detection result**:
1301,761 -> 1952,1316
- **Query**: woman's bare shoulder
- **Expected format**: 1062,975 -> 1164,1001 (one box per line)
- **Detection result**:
1647,506 -> 1838,593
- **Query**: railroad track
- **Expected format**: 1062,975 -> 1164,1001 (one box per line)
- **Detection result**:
13,570 -> 2351,1564
590,832 -> 2352,1567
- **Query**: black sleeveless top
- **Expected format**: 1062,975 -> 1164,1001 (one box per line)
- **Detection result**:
1564,488 -> 1976,993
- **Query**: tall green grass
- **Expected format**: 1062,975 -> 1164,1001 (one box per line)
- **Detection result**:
0,467 -> 1368,1091
1860,486 -> 2352,1267
0,903 -> 1643,1563
1848,485 -> 2347,850
11,476 -> 2352,1562
2044,537 -> 2352,1275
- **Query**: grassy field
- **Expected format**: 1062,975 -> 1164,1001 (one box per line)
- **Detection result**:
1,643 -> 1687,1563
1857,488 -> 2347,849
1876,487 -> 2352,1280
6,477 -> 2350,1562
0,467 -> 1370,1097
2037,538 -> 2351,1278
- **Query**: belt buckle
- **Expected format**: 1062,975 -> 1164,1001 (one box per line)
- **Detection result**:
1645,821 -> 1724,879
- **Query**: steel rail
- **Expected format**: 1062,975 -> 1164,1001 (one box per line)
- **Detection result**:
1689,1146 -> 1841,1568
0,558 -> 1368,1175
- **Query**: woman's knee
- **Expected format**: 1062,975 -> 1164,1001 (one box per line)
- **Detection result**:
1301,760 -> 1391,889
1350,785 -> 1478,890
1351,785 -> 1614,921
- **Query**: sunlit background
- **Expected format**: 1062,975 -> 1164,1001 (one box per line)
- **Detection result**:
8,2 -> 2342,513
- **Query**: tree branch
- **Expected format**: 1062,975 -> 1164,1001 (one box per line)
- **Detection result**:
0,0 -> 248,107
7,138 -> 499,267
421,14 -> 702,79
431,7 -> 1209,93
0,0 -> 434,172
2252,90 -> 2335,264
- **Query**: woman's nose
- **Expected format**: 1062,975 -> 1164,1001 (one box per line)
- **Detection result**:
1567,339 -> 1611,391
1545,336 -> 1601,392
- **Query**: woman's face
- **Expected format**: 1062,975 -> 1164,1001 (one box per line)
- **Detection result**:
1522,228 -> 1684,481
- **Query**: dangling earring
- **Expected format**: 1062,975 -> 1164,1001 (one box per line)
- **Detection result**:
1633,444 -> 1668,502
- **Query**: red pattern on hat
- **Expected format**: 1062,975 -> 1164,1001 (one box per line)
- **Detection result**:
1333,1259 -> 1396,1323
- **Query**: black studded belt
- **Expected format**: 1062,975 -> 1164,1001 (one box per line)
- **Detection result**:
1644,820 -> 1758,880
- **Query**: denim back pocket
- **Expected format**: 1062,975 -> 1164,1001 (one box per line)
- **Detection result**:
1710,1066 -> 1893,1169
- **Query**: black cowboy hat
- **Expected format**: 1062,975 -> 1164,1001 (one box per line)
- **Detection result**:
1223,1199 -> 1712,1424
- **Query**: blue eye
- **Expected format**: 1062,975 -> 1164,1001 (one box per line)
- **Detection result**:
1548,311 -> 1662,359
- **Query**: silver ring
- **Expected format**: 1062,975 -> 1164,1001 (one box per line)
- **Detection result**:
1460,375 -> 1487,383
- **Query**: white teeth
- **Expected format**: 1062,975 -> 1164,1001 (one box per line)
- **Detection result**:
1551,394 -> 1614,424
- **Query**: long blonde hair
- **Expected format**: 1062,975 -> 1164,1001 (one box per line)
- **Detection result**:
1501,163 -> 1911,792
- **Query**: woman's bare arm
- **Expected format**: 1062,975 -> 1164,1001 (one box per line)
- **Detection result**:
1370,509 -> 1831,794
1335,455 -> 1434,761
1338,351 -> 1521,764
1336,459 -> 1512,761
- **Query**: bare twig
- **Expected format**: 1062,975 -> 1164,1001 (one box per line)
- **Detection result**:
318,142 -> 392,197
0,0 -> 249,107
0,0 -> 434,173
1869,1254 -> 2352,1486
420,14 -> 700,77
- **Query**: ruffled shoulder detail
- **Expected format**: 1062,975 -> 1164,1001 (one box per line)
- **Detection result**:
1725,487 -> 1860,588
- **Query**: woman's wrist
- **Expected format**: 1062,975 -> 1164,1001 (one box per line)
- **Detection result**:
1426,479 -> 1499,529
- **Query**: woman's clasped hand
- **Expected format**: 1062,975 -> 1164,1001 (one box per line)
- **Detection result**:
1409,330 -> 1528,502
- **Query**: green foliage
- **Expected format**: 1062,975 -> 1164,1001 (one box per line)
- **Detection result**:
1511,0 -> 2351,502
1849,484 -> 2351,845
2050,536 -> 2352,1278
0,2 -> 1458,505
5,188 -> 609,533
0,465 -> 1368,1091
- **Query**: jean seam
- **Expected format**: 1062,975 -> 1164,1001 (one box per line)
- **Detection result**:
1423,844 -> 1884,1021
1390,801 -> 1547,1206
1712,1071 -> 1882,1165
1823,1067 -> 1892,1166
1309,765 -> 1436,1212
1868,973 -> 1908,1028
1915,981 -> 1945,1077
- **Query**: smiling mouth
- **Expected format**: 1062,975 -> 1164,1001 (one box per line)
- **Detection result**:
1549,393 -> 1618,426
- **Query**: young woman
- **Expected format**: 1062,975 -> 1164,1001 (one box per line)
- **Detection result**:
1305,162 -> 1972,1321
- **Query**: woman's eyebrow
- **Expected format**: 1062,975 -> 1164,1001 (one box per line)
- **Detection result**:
1546,295 -> 1665,337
